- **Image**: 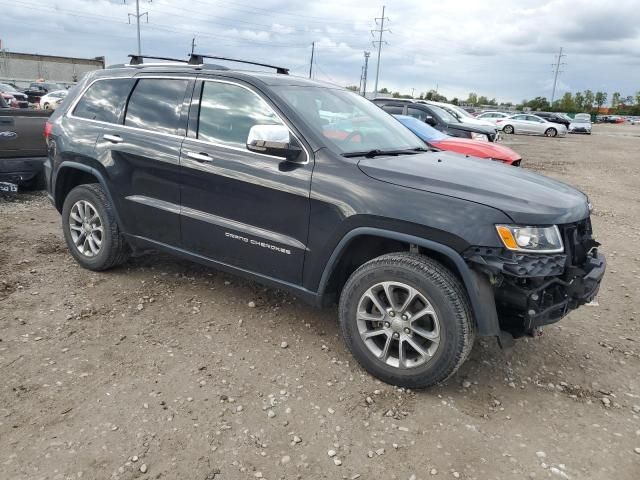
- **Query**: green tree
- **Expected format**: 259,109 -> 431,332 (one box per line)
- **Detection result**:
489,98 -> 497,106
378,87 -> 390,94
624,95 -> 634,106
466,92 -> 478,104
636,91 -> 640,105
451,97 -> 459,105
526,96 -> 550,111
574,91 -> 584,111
558,92 -> 575,112
345,85 -> 359,92
611,92 -> 621,107
583,90 -> 595,111
477,95 -> 489,105
595,91 -> 607,111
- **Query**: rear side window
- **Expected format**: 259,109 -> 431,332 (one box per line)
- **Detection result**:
125,79 -> 190,134
73,78 -> 135,124
197,81 -> 283,148
382,105 -> 404,115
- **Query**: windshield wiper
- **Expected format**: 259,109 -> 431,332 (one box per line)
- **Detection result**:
342,147 -> 428,158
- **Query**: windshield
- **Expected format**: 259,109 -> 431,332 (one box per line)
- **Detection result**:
394,115 -> 449,142
448,104 -> 474,119
0,83 -> 19,92
428,104 -> 460,124
574,114 -> 590,123
273,86 -> 424,154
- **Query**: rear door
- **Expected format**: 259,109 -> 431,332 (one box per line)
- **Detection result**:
179,78 -> 313,284
72,75 -> 193,247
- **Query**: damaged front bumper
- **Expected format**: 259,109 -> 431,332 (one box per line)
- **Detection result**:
465,219 -> 606,335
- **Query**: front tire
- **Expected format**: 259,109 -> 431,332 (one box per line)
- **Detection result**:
61,183 -> 129,271
338,253 -> 475,388
502,124 -> 514,134
545,127 -> 557,137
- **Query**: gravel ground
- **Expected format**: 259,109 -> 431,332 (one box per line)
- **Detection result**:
1,123 -> 639,480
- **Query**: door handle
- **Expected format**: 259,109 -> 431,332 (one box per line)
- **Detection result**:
186,151 -> 213,162
103,134 -> 123,144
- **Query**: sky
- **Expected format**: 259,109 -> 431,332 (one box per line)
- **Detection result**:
1,0 -> 639,103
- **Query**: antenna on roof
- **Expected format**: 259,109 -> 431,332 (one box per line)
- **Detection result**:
188,53 -> 289,74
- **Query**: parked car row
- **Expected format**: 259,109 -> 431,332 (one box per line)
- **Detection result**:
0,81 -> 70,110
36,54 -> 605,389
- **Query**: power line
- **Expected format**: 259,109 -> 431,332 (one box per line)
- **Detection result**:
371,5 -> 389,95
550,47 -> 567,105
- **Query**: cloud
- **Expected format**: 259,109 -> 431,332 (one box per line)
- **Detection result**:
0,0 -> 638,102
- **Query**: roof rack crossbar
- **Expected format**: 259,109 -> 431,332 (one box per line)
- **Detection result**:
188,54 -> 289,74
127,54 -> 190,66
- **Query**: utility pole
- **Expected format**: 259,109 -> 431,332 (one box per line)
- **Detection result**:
371,6 -> 389,95
309,41 -> 315,79
127,0 -> 150,56
411,87 -> 415,98
362,51 -> 370,97
550,47 -> 566,106
191,36 -> 197,55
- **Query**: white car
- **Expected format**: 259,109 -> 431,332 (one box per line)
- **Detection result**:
496,114 -> 567,137
568,113 -> 592,134
475,111 -> 511,124
421,101 -> 497,128
39,90 -> 68,110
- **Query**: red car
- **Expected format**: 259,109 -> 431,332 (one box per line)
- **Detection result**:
395,115 -> 522,166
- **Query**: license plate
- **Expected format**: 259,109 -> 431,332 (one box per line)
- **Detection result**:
0,181 -> 18,193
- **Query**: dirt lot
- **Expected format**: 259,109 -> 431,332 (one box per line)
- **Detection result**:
1,124 -> 639,480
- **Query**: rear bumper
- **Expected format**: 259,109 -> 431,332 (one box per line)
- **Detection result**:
0,156 -> 47,184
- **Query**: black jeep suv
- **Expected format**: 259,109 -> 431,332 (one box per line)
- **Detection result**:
44,55 -> 605,388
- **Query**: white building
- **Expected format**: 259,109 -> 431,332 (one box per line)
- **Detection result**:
0,51 -> 105,88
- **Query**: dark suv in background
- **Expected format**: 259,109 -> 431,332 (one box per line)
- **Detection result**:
532,111 -> 571,128
373,98 -> 499,142
44,54 -> 605,388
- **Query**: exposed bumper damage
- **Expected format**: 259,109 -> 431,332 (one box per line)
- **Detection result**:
465,218 -> 606,336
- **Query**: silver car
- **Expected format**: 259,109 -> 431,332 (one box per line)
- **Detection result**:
497,114 -> 567,137
568,113 -> 592,134
476,111 -> 511,125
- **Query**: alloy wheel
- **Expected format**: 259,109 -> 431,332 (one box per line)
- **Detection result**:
69,200 -> 103,257
356,281 -> 440,369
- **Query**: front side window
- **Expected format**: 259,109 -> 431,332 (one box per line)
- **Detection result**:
273,86 -> 424,155
407,107 -> 429,121
125,79 -> 189,134
198,81 -> 283,148
381,105 -> 405,115
73,78 -> 135,124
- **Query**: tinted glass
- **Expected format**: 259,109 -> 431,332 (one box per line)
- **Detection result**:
407,107 -> 429,121
382,105 -> 405,115
394,115 -> 448,142
125,79 -> 189,134
73,78 -> 135,124
198,81 -> 283,148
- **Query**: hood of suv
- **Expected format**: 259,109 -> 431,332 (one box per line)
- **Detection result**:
448,121 -> 495,136
358,151 -> 589,225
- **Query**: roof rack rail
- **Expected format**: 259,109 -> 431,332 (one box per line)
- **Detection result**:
127,54 -> 191,66
188,54 -> 289,74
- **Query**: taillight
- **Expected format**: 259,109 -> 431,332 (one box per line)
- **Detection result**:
44,121 -> 53,140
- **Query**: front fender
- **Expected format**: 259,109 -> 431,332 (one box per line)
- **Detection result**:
317,227 -> 500,336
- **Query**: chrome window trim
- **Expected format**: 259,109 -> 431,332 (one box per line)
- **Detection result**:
66,75 -> 311,164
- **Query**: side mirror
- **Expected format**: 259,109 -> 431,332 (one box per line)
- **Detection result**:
425,116 -> 437,126
247,124 -> 302,161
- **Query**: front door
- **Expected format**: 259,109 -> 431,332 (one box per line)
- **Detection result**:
179,79 -> 313,284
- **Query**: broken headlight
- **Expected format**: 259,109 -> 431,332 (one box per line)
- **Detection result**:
495,225 -> 564,253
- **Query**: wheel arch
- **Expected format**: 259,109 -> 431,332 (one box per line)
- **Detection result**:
317,227 -> 500,337
53,161 -> 124,229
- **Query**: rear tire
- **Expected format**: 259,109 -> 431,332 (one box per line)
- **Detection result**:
338,252 -> 475,388
61,183 -> 129,271
545,127 -> 557,137
502,124 -> 514,134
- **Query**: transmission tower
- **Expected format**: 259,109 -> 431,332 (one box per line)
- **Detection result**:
550,47 -> 567,105
126,0 -> 151,56
371,6 -> 390,95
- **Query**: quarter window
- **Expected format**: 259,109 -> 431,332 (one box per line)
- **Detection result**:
382,105 -> 404,115
72,78 -> 135,124
125,79 -> 189,134
198,81 -> 283,148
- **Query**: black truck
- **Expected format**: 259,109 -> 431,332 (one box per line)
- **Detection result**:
0,107 -> 51,191
43,55 -> 606,388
